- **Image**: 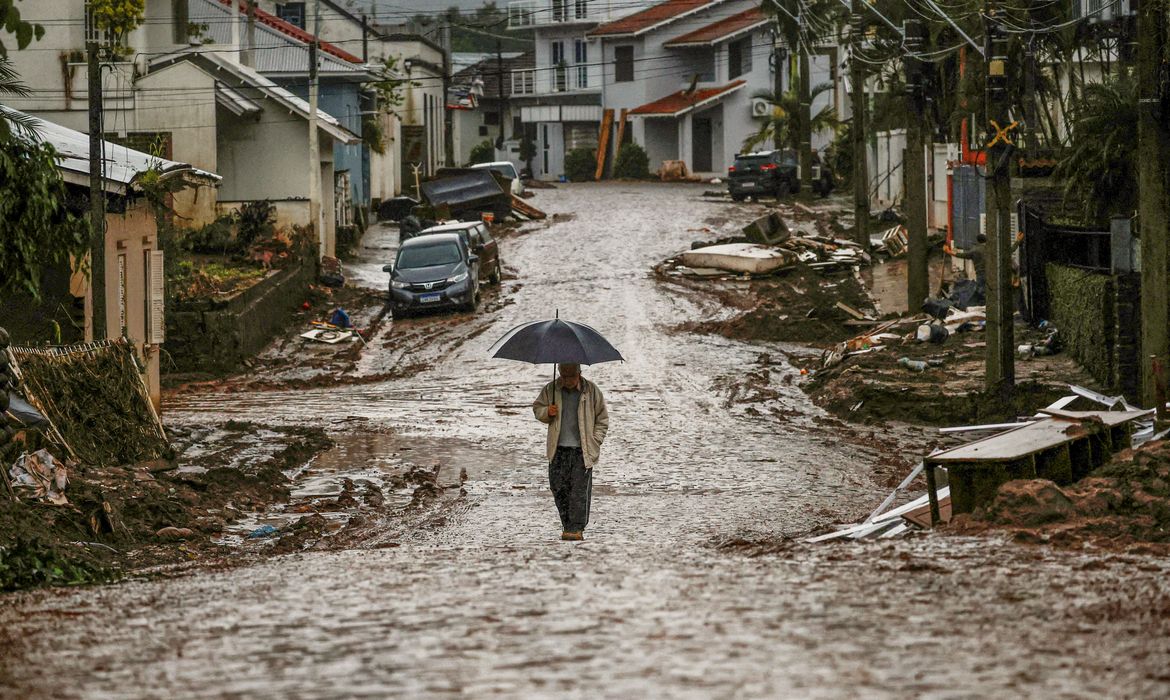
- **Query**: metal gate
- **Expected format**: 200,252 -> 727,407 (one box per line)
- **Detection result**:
951,164 -> 985,250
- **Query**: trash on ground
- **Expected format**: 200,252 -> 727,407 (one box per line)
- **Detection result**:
679,243 -> 795,275
8,449 -> 69,505
510,193 -> 546,220
248,524 -> 279,539
300,328 -> 354,344
742,211 -> 790,245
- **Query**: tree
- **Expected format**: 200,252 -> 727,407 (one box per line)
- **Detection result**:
1053,76 -> 1138,225
564,148 -> 595,182
743,79 -> 839,154
468,139 -> 495,165
612,142 -> 651,180
0,0 -> 43,58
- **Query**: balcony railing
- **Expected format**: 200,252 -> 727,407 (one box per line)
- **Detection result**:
508,0 -> 598,28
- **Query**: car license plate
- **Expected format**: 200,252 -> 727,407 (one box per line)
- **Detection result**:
420,293 -> 441,304
742,181 -> 755,187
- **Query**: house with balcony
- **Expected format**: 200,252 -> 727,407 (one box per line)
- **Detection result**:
587,0 -> 783,177
507,0 -> 658,179
2,0 -> 362,253
450,52 -> 535,169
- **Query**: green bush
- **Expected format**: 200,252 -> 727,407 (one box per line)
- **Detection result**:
612,142 -> 650,179
468,139 -> 495,165
185,216 -> 238,254
235,199 -> 275,248
564,147 -> 595,182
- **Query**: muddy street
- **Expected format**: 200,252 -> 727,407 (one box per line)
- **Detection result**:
3,183 -> 1169,698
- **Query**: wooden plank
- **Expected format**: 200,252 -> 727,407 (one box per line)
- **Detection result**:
595,108 -> 614,181
510,194 -> 546,220
902,493 -> 952,528
614,108 -> 628,156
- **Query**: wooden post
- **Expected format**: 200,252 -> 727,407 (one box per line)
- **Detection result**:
984,1 -> 1015,396
1154,355 -> 1169,425
924,462 -> 941,526
86,39 -> 106,342
904,19 -> 929,312
595,108 -> 614,181
308,0 -> 324,258
1138,0 -> 1170,407
614,108 -> 628,155
850,0 -> 869,249
798,40 -> 812,192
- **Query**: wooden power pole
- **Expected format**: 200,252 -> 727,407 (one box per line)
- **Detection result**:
983,2 -> 1015,395
850,0 -> 869,249
904,19 -> 929,312
1138,0 -> 1170,406
86,39 -> 106,341
308,0 -> 325,259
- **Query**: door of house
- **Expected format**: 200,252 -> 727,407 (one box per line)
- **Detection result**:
692,118 -> 713,172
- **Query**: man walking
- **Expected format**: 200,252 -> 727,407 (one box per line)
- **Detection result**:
532,363 -> 609,541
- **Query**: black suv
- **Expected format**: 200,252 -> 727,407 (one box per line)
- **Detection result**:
728,150 -> 799,201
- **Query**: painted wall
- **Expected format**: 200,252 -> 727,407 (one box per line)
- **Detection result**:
101,204 -> 162,407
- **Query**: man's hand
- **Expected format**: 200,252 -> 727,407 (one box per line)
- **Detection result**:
547,404 -> 558,417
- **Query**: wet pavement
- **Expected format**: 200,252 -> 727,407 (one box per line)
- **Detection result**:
3,183 -> 1170,698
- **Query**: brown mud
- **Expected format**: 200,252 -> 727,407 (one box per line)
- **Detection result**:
950,438 -> 1170,549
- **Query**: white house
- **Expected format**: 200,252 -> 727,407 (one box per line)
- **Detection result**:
507,0 -> 659,179
3,0 -> 362,252
590,0 -> 838,176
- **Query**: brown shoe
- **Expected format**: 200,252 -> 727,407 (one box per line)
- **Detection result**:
561,531 -> 572,541
566,531 -> 584,541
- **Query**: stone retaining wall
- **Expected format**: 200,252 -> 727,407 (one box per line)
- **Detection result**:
166,258 -> 315,374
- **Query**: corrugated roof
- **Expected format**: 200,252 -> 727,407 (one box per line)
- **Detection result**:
190,0 -> 366,77
588,0 -> 722,38
149,50 -> 361,144
663,6 -> 767,47
0,105 -> 220,195
629,80 -> 746,117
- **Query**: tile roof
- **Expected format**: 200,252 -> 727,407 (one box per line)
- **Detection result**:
663,7 -> 768,47
588,0 -> 722,38
216,0 -> 363,64
629,80 -> 746,117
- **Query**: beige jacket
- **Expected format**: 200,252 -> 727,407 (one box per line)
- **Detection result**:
532,376 -> 609,468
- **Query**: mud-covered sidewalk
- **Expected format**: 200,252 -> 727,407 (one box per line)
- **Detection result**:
2,183 -> 1169,698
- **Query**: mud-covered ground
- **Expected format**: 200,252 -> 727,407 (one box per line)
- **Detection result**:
2,183 -> 1169,698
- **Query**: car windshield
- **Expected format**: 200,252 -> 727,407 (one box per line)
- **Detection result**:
397,242 -> 462,269
483,164 -> 517,179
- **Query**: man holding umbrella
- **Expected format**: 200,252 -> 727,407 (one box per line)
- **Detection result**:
532,363 -> 608,541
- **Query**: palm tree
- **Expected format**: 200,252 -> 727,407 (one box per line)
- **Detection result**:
0,57 -> 37,142
743,78 -> 839,154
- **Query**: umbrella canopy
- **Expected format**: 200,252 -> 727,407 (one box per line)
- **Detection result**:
489,318 -> 624,365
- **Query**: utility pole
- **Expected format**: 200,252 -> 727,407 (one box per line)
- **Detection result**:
308,0 -> 325,259
798,11 -> 812,193
984,1 -> 1015,395
442,20 -> 454,167
496,39 -> 505,149
86,38 -> 106,341
904,19 -> 929,311
771,31 -> 785,149
361,14 -> 369,63
850,0 -> 869,249
1138,0 -> 1170,406
243,0 -> 256,67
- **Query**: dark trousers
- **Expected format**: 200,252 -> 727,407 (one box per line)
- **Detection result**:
549,446 -> 592,532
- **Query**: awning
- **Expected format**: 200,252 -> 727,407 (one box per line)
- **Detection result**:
629,80 -> 746,119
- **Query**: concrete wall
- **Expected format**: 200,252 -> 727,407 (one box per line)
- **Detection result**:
166,255 -> 316,374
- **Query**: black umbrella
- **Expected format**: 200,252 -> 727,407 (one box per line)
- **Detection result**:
489,313 -> 623,399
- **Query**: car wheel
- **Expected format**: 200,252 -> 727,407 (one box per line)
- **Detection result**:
490,260 -> 502,285
463,291 -> 480,313
791,178 -> 802,194
775,180 -> 788,200
390,306 -> 406,320
730,193 -> 745,202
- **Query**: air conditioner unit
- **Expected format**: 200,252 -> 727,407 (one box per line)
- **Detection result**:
750,98 -> 770,118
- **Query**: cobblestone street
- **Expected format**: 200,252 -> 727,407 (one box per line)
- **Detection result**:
2,184 -> 1169,698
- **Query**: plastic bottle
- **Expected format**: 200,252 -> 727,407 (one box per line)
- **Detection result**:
898,357 -> 927,372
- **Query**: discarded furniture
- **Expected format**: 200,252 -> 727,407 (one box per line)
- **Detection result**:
679,243 -> 794,275
742,211 -> 790,245
420,169 -> 511,222
924,410 -> 1150,523
510,194 -> 546,220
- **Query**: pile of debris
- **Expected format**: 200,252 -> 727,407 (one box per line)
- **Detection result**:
810,385 -> 1168,543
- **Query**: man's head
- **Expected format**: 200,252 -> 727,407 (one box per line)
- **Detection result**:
976,233 -> 988,244
558,363 -> 581,388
